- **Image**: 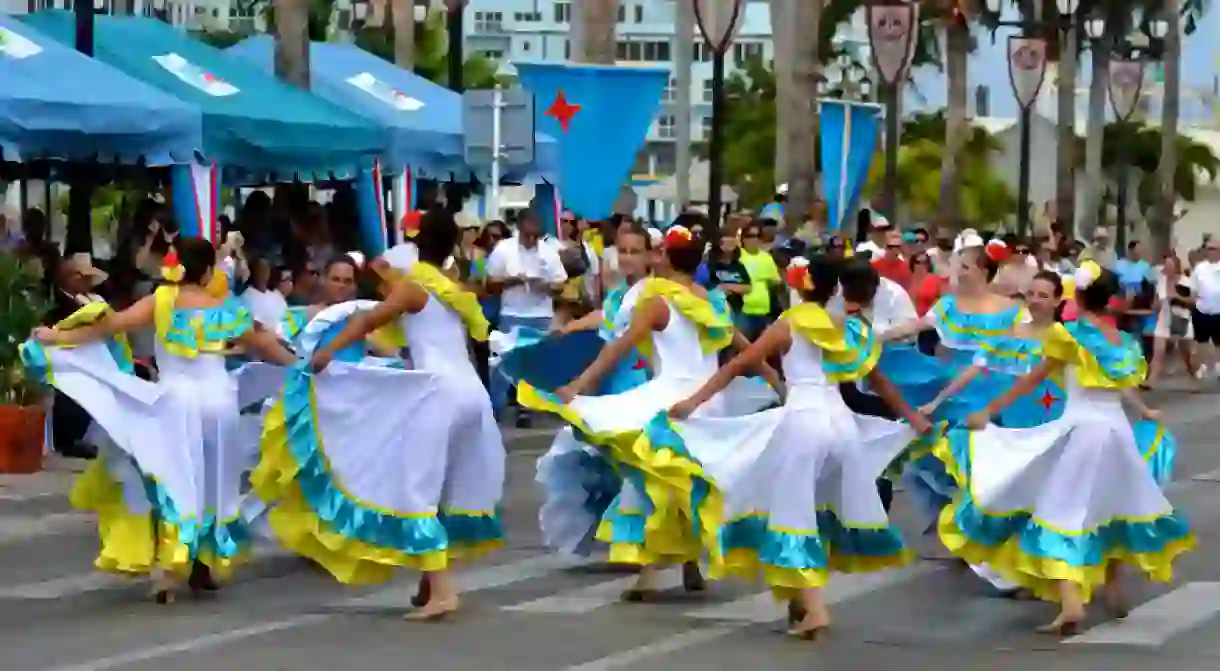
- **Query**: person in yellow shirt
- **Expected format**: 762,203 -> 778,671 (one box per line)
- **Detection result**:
737,221 -> 780,340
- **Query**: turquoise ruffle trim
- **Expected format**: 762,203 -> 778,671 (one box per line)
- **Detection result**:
933,296 -> 1023,345
278,364 -> 500,556
1065,319 -> 1145,382
820,315 -> 878,380
163,299 -> 253,352
721,511 -> 907,570
946,491 -> 1191,567
938,419 -> 1187,566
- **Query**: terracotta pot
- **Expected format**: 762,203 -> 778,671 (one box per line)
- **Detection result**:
0,404 -> 45,474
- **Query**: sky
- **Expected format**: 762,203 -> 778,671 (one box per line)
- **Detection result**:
901,10 -> 1217,125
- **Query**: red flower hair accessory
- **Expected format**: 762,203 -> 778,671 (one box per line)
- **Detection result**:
663,225 -> 695,250
161,250 -> 185,282
785,258 -> 813,291
401,210 -> 422,239
985,240 -> 1012,264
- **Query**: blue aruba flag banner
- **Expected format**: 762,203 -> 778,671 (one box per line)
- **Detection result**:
819,100 -> 881,233
354,161 -> 389,256
514,62 -> 668,221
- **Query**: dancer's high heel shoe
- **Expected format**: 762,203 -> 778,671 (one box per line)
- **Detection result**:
149,577 -> 177,605
620,588 -> 658,603
1035,614 -> 1083,637
681,562 -> 706,593
405,598 -> 459,622
786,614 -> 830,641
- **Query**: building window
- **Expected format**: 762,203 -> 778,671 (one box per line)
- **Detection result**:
616,40 -> 671,62
733,42 -> 764,66
473,11 -> 503,33
617,4 -> 626,22
482,50 -> 504,60
634,4 -> 643,23
662,78 -> 677,102
554,1 -> 571,23
564,39 -> 571,59
702,79 -> 714,103
657,115 -> 676,139
693,42 -> 712,63
700,116 -> 712,140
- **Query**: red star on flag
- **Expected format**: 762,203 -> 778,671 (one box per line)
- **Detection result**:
1039,388 -> 1058,412
545,90 -> 581,132
631,356 -> 647,370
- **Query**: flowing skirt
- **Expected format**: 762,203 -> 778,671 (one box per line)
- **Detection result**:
646,384 -> 914,593
252,361 -> 505,584
24,341 -> 253,578
934,399 -> 1191,602
521,373 -> 777,562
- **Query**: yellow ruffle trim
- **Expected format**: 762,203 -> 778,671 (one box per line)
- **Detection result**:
720,548 -> 913,600
937,505 -> 1196,603
69,460 -> 237,580
407,262 -> 489,341
253,395 -> 500,585
635,277 -> 732,361
519,383 -> 722,571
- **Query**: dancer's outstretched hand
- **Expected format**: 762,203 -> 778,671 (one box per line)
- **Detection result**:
31,326 -> 57,343
554,385 -> 577,404
965,411 -> 989,431
1142,408 -> 1162,421
908,412 -> 933,435
668,398 -> 700,420
309,350 -> 334,374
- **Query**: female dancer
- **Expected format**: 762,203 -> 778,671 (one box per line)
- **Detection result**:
519,225 -> 779,599
880,242 -> 1026,521
530,223 -> 653,557
30,237 -> 297,602
919,270 -> 1066,429
938,262 -> 1193,634
266,209 -> 503,621
666,255 -> 930,639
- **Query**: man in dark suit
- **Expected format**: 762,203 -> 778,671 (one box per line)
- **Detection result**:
43,254 -> 108,459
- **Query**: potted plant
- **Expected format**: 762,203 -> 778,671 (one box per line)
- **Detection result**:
0,252 -> 49,473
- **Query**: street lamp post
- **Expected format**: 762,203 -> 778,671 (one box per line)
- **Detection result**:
1087,15 -> 1168,252
865,0 -> 919,226
694,0 -> 747,235
444,0 -> 469,93
983,0 -> 1081,239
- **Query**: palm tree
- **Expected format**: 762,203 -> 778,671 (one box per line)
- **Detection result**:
1051,5 -> 1079,235
1151,0 -> 1182,255
272,0 -> 311,89
935,0 -> 971,234
783,0 -> 821,233
770,0 -> 794,195
391,0 -> 415,69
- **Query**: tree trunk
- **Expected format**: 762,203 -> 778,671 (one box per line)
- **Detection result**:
391,0 -> 415,69
673,0 -> 695,208
1054,27 -> 1078,238
784,0 -> 819,235
770,0 -> 795,193
1151,0 -> 1180,257
580,1 -> 636,216
1080,46 -> 1109,239
273,0 -> 310,89
935,16 -> 968,234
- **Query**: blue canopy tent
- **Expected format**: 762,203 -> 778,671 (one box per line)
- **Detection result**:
227,37 -> 564,250
20,12 -> 387,244
0,16 -> 201,165
226,36 -> 559,182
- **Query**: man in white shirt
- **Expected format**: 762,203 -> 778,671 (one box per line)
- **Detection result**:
1191,240 -> 1220,377
487,213 -> 568,427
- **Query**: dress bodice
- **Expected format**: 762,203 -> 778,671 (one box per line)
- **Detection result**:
399,292 -> 479,380
928,295 -> 1026,352
649,299 -> 719,381
153,286 -> 252,383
